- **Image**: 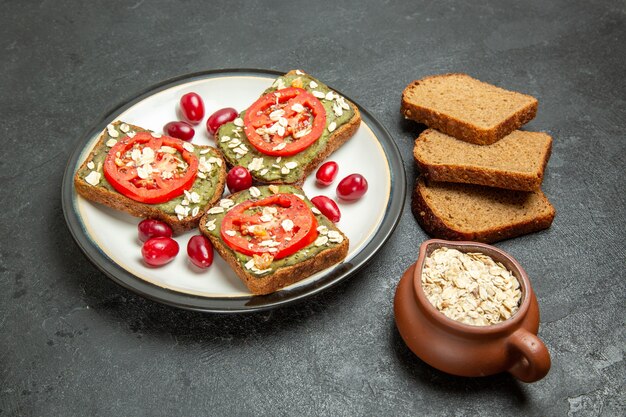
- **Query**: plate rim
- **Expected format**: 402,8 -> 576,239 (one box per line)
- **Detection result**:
61,68 -> 406,313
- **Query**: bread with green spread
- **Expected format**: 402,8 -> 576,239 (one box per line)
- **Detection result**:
216,70 -> 361,185
199,185 -> 349,295
74,121 -> 226,233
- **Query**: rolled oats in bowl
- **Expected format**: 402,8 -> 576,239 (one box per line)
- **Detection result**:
421,247 -> 522,326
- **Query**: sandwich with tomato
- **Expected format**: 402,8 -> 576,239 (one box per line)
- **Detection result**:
216,70 -> 361,184
199,184 -> 349,295
74,121 -> 226,233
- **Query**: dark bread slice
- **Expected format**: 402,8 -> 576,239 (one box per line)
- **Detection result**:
414,129 -> 552,191
412,177 -> 555,243
74,121 -> 226,234
216,70 -> 361,186
199,186 -> 349,295
401,74 -> 538,145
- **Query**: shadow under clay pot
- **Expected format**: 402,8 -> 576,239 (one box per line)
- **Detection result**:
394,239 -> 551,382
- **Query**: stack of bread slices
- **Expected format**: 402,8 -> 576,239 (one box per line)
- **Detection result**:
401,73 -> 555,243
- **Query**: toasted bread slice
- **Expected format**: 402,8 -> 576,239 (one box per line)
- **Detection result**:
412,177 -> 555,243
401,74 -> 538,145
199,185 -> 349,295
216,70 -> 361,185
414,129 -> 552,191
74,121 -> 226,234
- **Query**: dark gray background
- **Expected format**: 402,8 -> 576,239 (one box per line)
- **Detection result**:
1,0 -> 624,416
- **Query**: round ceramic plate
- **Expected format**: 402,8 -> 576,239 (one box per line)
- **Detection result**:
62,69 -> 406,312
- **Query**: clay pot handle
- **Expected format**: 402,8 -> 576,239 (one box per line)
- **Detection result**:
507,328 -> 551,382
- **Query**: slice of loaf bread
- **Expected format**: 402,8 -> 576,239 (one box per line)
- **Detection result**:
414,129 -> 552,191
412,177 -> 555,243
199,185 -> 349,295
74,121 -> 227,234
401,74 -> 538,145
216,70 -> 361,186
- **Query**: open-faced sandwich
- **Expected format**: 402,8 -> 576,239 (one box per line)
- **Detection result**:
216,70 -> 361,185
199,185 -> 349,295
74,121 -> 226,233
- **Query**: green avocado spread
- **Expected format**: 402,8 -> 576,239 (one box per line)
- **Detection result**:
202,185 -> 346,277
216,72 -> 356,183
77,121 -> 223,216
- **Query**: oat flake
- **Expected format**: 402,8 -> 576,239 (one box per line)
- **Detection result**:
421,247 -> 521,326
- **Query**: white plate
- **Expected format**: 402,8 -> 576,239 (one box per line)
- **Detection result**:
62,69 -> 406,312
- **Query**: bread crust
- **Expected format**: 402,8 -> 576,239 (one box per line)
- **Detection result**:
413,130 -> 553,191
401,73 -> 538,145
411,178 -> 555,243
74,124 -> 226,234
199,190 -> 349,295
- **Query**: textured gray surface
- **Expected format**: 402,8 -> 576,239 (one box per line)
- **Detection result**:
1,0 -> 625,416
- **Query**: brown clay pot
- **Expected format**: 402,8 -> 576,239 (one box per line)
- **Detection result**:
394,239 -> 551,382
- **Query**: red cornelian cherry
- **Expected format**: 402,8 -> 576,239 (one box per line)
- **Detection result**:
187,235 -> 214,268
336,174 -> 368,201
141,237 -> 179,266
164,121 -> 195,141
207,107 -> 238,136
311,196 -> 341,223
179,92 -> 205,124
226,166 -> 253,193
315,161 -> 339,186
138,219 -> 173,242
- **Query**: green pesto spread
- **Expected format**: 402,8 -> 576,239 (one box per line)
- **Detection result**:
202,185 -> 346,277
216,72 -> 356,183
77,121 -> 223,216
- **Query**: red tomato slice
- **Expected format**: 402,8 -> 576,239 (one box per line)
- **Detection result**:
243,87 -> 326,156
103,132 -> 198,204
220,193 -> 318,260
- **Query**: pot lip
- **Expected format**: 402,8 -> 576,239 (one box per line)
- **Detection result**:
412,239 -> 532,336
